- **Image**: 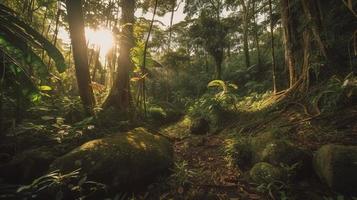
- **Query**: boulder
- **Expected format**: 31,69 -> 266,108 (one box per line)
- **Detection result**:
233,131 -> 312,180
0,147 -> 56,184
189,118 -> 209,135
314,144 -> 357,194
260,140 -> 312,177
249,162 -> 283,184
50,128 -> 173,191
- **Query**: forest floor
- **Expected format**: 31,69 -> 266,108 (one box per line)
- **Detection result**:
155,116 -> 265,200
172,134 -> 264,199
151,101 -> 357,200
1,95 -> 356,199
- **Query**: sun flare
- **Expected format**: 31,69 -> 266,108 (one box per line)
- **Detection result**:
85,27 -> 115,61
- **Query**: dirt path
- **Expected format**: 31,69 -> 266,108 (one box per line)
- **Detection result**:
172,134 -> 263,199
159,117 -> 263,199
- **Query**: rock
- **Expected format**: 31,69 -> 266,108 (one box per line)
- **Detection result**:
190,118 -> 209,135
313,144 -> 357,194
249,162 -> 283,184
249,132 -> 280,163
260,140 -> 312,178
0,147 -> 56,184
232,131 -> 312,180
249,132 -> 312,175
50,128 -> 173,191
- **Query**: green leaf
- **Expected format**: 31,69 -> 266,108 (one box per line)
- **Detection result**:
41,116 -> 55,121
0,3 -> 67,73
208,80 -> 227,92
39,85 -> 52,91
228,83 -> 238,90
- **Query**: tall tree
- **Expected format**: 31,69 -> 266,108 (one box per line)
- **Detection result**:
189,13 -> 228,80
65,0 -> 95,114
185,0 -> 226,79
240,0 -> 252,68
252,0 -> 261,66
104,0 -> 135,112
280,0 -> 355,93
280,0 -> 297,88
268,0 -> 277,93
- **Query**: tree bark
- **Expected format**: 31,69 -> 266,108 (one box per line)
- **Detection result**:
65,0 -> 95,114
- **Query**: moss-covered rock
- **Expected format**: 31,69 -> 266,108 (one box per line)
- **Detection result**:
231,131 -> 312,180
50,128 -> 173,191
260,140 -> 311,176
313,144 -> 357,194
249,131 -> 281,162
249,162 -> 283,184
189,118 -> 209,135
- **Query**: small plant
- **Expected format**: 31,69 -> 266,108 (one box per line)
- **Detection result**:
256,180 -> 287,200
170,161 -> 196,187
6,169 -> 107,200
208,80 -> 239,111
147,105 -> 167,122
311,74 -> 357,114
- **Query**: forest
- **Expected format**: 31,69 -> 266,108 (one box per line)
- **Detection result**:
0,0 -> 356,199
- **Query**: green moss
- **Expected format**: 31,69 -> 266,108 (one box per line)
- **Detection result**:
261,140 -> 310,165
148,106 -> 167,121
229,130 -> 311,182
50,127 -> 173,191
250,132 -> 277,162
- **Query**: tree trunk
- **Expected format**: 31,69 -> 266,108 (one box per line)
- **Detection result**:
0,53 -> 4,135
65,0 -> 95,114
242,14 -> 250,68
253,0 -> 261,66
300,30 -> 311,92
280,0 -> 297,88
141,0 -> 159,116
301,0 -> 343,71
92,49 -> 101,81
269,0 -> 277,93
104,0 -> 135,112
165,0 -> 176,101
168,0 -> 175,51
214,54 -> 223,80
241,0 -> 251,68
